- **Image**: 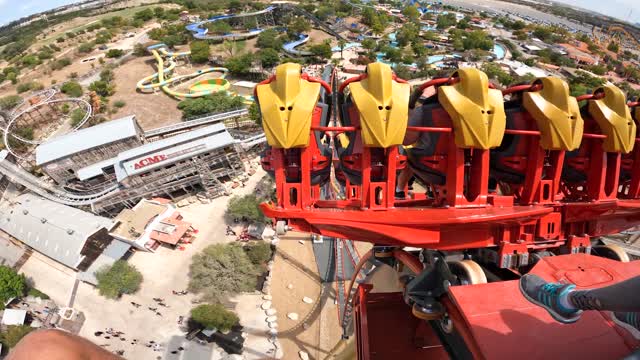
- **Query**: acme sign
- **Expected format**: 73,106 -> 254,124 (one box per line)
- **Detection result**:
131,144 -> 207,170
134,155 -> 167,169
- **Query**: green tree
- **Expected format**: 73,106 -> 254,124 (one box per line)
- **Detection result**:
290,17 -> 311,35
190,41 -> 210,63
61,81 -> 83,97
207,21 -> 232,35
225,53 -> 255,75
607,42 -> 619,53
437,13 -> 457,29
309,42 -> 332,60
249,101 -> 261,126
245,241 -> 272,265
396,23 -> 419,47
226,194 -> 265,222
191,304 -> 239,331
0,325 -> 34,349
178,92 -> 245,119
257,29 -> 282,49
134,8 -> 154,22
0,266 -> 26,309
402,5 -> 421,23
188,244 -> 260,302
362,38 -> 376,51
95,260 -> 143,299
481,62 -> 513,86
258,48 -> 279,68
462,30 -> 493,51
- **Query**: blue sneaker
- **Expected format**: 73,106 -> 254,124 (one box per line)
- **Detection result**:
612,312 -> 640,340
519,274 -> 582,324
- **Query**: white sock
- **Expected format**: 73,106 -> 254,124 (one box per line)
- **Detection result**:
559,289 -> 577,311
395,186 -> 403,193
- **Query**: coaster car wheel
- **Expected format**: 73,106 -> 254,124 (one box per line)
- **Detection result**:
592,244 -> 630,262
448,260 -> 488,285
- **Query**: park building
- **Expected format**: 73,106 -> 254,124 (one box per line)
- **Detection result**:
35,115 -> 144,185
31,115 -> 245,215
109,198 -> 194,251
0,193 -> 130,285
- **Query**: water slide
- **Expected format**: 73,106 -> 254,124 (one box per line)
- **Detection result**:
282,34 -> 312,56
136,44 -> 231,99
185,6 -> 276,41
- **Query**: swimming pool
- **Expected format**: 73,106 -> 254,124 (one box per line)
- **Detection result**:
331,42 -> 362,52
493,44 -> 506,59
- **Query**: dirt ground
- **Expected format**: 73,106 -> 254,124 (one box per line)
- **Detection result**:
110,55 -> 184,130
307,29 -> 337,47
270,233 -> 342,360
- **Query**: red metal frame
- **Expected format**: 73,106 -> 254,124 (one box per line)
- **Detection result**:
260,75 -> 640,259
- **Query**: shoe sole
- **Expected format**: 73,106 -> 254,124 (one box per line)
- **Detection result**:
610,312 -> 640,340
518,279 -> 581,324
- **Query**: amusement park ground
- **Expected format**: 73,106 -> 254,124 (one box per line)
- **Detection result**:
16,160 -> 296,359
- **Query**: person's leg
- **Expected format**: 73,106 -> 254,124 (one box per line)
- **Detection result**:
568,276 -> 640,312
520,274 -> 640,332
8,329 -> 122,360
395,167 -> 414,199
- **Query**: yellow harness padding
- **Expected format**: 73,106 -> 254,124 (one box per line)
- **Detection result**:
522,77 -> 583,151
348,62 -> 410,148
256,63 -> 321,148
588,84 -> 636,153
438,68 -> 506,149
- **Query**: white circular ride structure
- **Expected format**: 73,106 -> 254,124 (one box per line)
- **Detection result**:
2,89 -> 93,159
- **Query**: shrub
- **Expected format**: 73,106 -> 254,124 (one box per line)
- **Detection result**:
99,69 -> 114,83
191,304 -> 239,331
188,244 -> 260,302
178,92 -> 244,119
106,49 -> 124,58
190,41 -> 210,63
70,107 -> 88,125
61,81 -> 83,97
133,43 -> 147,57
95,260 -> 143,299
0,266 -> 26,309
51,57 -> 72,71
245,241 -> 272,265
89,80 -> 114,97
0,325 -> 34,349
78,42 -> 95,53
27,288 -> 49,300
225,194 -> 265,223
0,95 -> 22,110
113,100 -> 126,108
16,82 -> 42,93
258,48 -> 279,68
69,72 -> 78,79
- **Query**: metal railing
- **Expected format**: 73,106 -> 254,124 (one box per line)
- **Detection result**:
144,109 -> 249,138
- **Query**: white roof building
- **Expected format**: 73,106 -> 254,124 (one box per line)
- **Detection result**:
1,309 -> 27,326
35,115 -> 141,166
114,123 -> 235,181
0,194 -> 123,270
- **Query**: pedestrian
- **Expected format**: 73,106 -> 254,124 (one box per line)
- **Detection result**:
156,312 -> 162,316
